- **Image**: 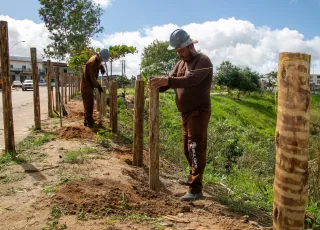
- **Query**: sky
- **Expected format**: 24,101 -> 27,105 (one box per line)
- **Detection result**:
1,0 -> 320,77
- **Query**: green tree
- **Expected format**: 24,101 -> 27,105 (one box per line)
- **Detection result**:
265,71 -> 277,92
109,45 -> 137,76
216,61 -> 261,99
117,75 -> 132,95
141,40 -> 180,76
68,47 -> 100,70
215,61 -> 241,93
38,0 -> 104,60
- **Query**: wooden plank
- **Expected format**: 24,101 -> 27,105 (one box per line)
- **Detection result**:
30,48 -> 41,130
149,85 -> 159,191
0,21 -> 15,154
133,80 -> 145,167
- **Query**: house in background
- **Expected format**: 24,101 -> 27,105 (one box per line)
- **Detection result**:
310,74 -> 320,90
9,56 -> 46,83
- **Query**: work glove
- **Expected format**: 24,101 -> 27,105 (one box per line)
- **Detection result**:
98,86 -> 104,93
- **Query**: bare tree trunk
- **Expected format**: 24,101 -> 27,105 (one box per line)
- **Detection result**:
273,52 -> 311,230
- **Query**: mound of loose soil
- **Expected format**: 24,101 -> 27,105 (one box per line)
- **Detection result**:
57,125 -> 94,139
52,177 -> 182,218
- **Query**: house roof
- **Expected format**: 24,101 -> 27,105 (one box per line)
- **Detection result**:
10,56 -> 42,63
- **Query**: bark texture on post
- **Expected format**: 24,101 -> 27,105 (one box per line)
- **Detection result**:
133,80 -> 145,167
47,60 -> 53,117
109,81 -> 118,133
30,48 -> 41,130
149,86 -> 159,192
273,52 -> 311,230
0,21 -> 15,154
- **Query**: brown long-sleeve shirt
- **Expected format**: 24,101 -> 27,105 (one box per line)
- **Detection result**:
80,54 -> 105,91
160,53 -> 213,113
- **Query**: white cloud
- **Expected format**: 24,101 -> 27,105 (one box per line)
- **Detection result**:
92,0 -> 113,8
0,15 -> 51,59
1,15 -> 320,77
102,17 -> 320,77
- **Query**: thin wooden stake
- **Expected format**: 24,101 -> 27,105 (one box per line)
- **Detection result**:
0,21 -> 15,154
68,75 -> 71,101
149,85 -> 159,191
30,48 -> 41,130
102,86 -> 107,117
47,60 -> 53,117
109,81 -> 118,133
64,73 -> 67,104
54,67 -> 60,112
133,80 -> 145,167
61,73 -> 64,106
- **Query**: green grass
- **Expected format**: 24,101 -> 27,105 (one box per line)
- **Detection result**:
62,147 -> 98,164
17,131 -> 55,150
116,89 -> 320,225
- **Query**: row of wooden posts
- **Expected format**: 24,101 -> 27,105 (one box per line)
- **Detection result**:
0,20 -> 160,192
1,20 -> 314,229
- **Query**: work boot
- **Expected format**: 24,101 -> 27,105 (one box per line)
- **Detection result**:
180,191 -> 203,201
87,121 -> 94,128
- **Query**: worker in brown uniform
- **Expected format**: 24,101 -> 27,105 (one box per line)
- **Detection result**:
149,29 -> 213,201
81,49 -> 109,128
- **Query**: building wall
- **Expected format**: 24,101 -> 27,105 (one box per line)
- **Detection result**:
9,57 -> 45,83
310,74 -> 320,89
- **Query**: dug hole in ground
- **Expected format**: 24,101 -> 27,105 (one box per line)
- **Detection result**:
0,94 -> 271,230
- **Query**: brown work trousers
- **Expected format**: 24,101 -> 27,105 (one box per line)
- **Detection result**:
81,86 -> 95,125
182,108 -> 211,193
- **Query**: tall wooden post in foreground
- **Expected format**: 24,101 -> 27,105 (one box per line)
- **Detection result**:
109,81 -> 118,133
133,80 -> 145,167
30,48 -> 41,130
0,21 -> 15,154
273,52 -> 311,230
47,60 -> 53,118
149,86 -> 159,191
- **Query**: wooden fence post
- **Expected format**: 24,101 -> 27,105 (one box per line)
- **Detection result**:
102,86 -> 107,117
133,80 -> 145,167
30,48 -> 41,130
72,75 -> 74,98
109,81 -> 118,133
47,60 -> 53,117
54,67 -> 60,112
68,75 -> 71,101
64,73 -> 67,104
272,52 -> 311,230
0,21 -> 15,154
61,73 -> 64,106
149,85 -> 159,191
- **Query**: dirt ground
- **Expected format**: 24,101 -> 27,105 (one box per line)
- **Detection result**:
0,97 -> 272,230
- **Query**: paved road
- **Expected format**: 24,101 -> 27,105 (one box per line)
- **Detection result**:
0,87 -> 49,151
